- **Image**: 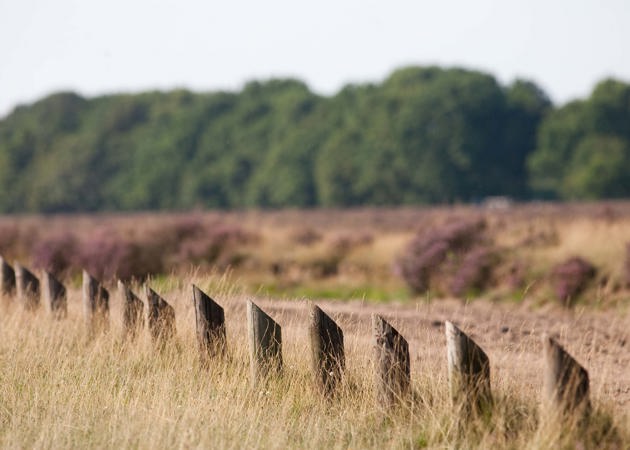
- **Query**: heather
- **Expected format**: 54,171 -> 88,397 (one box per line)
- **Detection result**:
1,203 -> 630,306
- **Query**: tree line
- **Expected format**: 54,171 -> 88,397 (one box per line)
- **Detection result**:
0,66 -> 628,212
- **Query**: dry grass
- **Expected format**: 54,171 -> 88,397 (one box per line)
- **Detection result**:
1,204 -> 630,447
0,270 -> 628,449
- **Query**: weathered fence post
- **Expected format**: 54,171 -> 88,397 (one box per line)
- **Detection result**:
247,300 -> 282,387
118,280 -> 144,340
372,314 -> 410,410
445,321 -> 492,416
309,304 -> 345,395
82,270 -> 110,332
542,335 -> 590,419
192,284 -> 226,362
0,256 -> 15,300
15,262 -> 40,310
41,270 -> 67,319
146,287 -> 176,344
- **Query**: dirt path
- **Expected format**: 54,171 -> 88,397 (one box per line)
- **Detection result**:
247,297 -> 630,411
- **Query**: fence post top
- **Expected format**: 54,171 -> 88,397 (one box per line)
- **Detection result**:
309,302 -> 323,315
445,320 -> 460,336
371,313 -> 382,322
247,299 -> 260,310
192,284 -> 213,300
145,285 -> 162,301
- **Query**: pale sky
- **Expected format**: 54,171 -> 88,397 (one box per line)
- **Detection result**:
1,0 -> 628,118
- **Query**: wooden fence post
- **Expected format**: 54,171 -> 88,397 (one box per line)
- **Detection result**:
41,270 -> 67,319
14,262 -> 40,310
372,314 -> 410,410
542,335 -> 590,418
445,321 -> 492,416
192,284 -> 226,362
82,270 -> 110,332
247,300 -> 282,387
309,304 -> 345,395
0,256 -> 15,300
118,280 -> 144,340
146,287 -> 176,344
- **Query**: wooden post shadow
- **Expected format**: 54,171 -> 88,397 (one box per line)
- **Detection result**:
15,262 -> 40,311
118,280 -> 144,340
247,300 -> 282,387
42,270 -> 67,319
0,256 -> 15,301
542,335 -> 590,420
146,287 -> 176,344
309,304 -> 345,395
192,284 -> 226,363
445,321 -> 492,417
372,314 -> 410,410
82,270 -> 110,333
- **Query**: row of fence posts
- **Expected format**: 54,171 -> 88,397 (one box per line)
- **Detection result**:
0,255 -> 591,424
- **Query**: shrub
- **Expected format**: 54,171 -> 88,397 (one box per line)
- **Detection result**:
550,257 -> 596,306
290,227 -> 322,246
172,223 -> 257,268
397,218 -> 486,294
450,247 -> 496,296
31,232 -> 78,275
77,228 -> 163,281
0,223 -> 19,256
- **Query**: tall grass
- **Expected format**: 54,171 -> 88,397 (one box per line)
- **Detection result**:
0,273 -> 627,449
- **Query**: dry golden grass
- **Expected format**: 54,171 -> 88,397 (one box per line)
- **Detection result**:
0,270 -> 628,449
1,204 -> 630,447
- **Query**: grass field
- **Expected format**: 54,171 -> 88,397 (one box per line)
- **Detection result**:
0,204 -> 629,448
0,276 -> 628,449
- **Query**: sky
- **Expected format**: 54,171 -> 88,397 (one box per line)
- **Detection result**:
1,0 -> 629,118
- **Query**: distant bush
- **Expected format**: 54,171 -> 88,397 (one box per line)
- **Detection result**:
173,223 -> 257,268
76,228 -> 162,281
397,218 -> 488,295
31,232 -> 78,275
0,223 -> 19,256
550,257 -> 596,306
290,227 -> 322,246
328,232 -> 373,254
450,246 -> 497,296
1,214 -> 261,281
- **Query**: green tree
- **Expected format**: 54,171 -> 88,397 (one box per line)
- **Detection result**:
562,135 -> 630,198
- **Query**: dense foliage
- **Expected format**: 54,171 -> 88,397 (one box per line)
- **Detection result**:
528,79 -> 630,199
0,66 -> 628,212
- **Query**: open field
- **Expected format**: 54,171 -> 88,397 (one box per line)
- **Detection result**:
1,203 -> 629,448
0,275 -> 628,449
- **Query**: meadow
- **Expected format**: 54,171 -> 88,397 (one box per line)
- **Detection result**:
0,203 -> 629,448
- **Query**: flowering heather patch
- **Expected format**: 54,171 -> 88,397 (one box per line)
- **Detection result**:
31,232 -> 78,275
398,218 -> 487,294
76,228 -> 163,281
290,227 -> 322,246
173,223 -> 257,268
550,257 -> 596,306
450,246 -> 497,297
0,223 -> 20,256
